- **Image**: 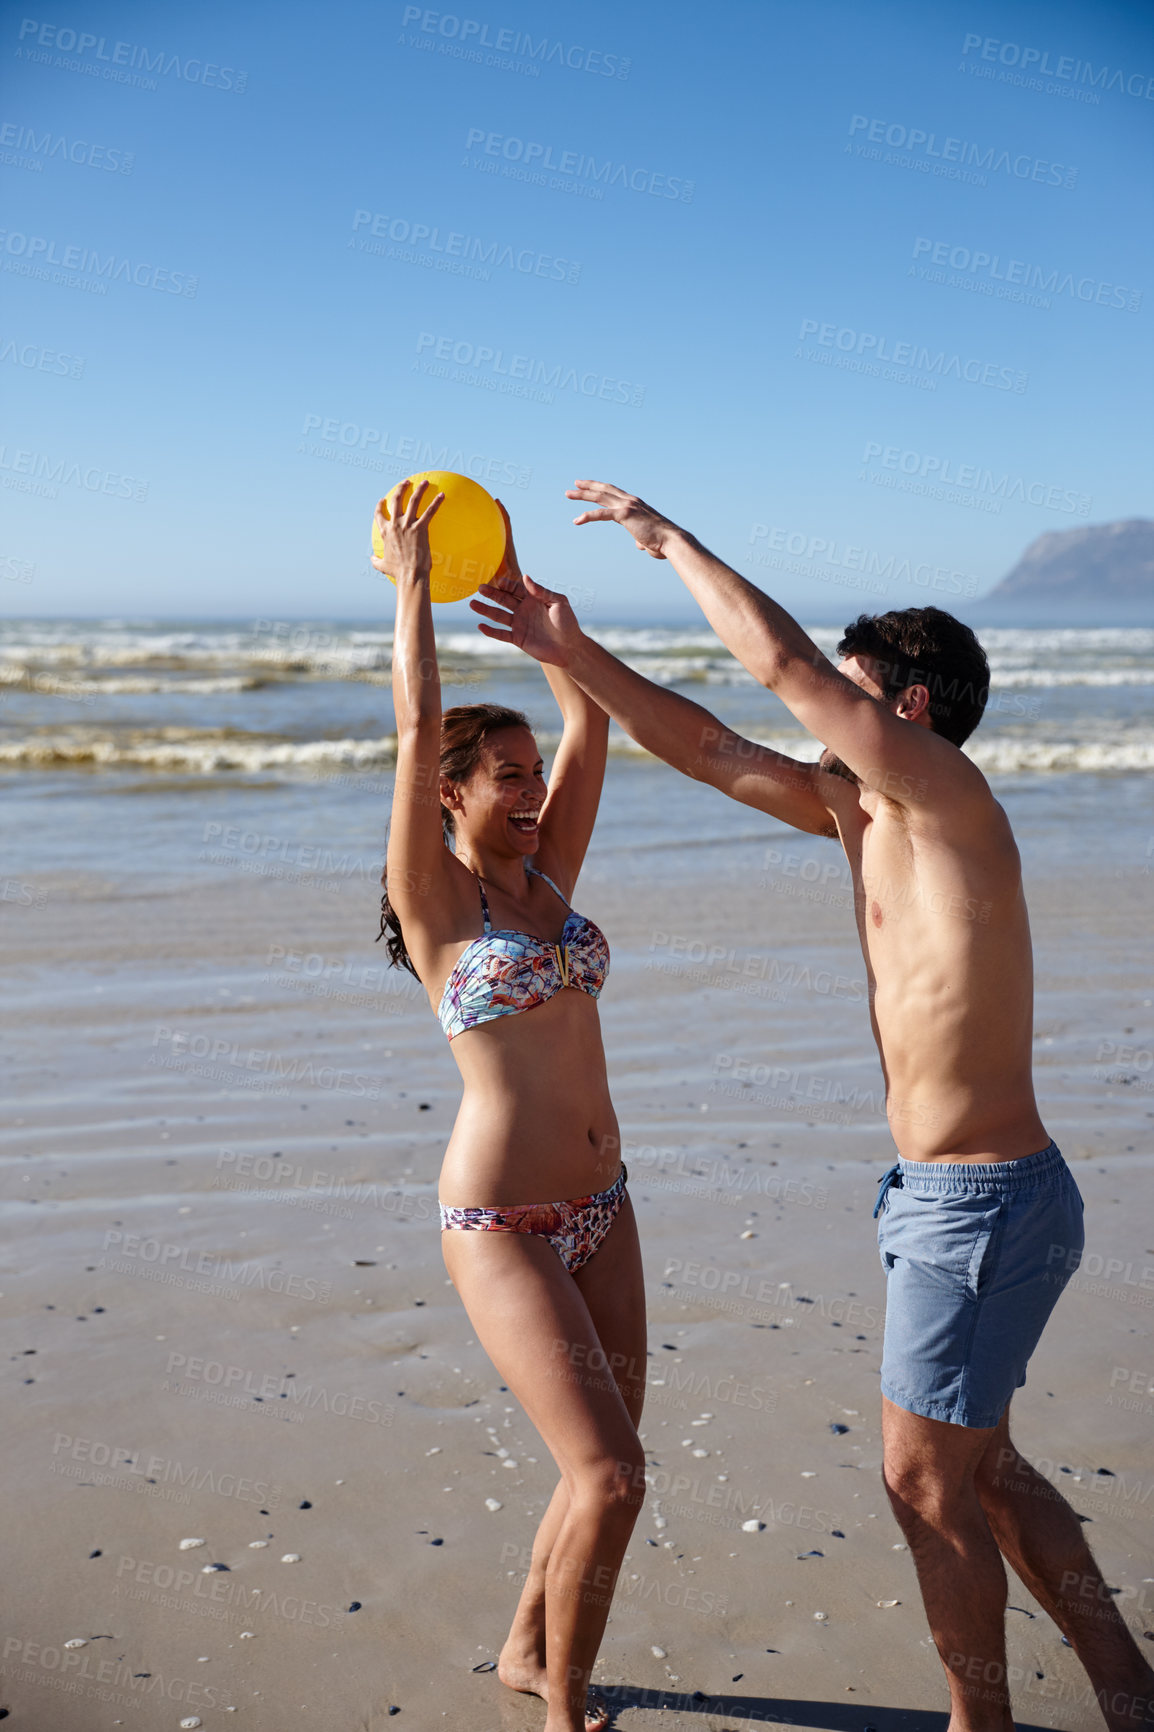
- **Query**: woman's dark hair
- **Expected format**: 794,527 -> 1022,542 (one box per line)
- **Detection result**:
837,607 -> 990,746
377,703 -> 532,976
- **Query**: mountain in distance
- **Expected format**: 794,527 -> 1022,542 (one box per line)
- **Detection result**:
975,518 -> 1154,622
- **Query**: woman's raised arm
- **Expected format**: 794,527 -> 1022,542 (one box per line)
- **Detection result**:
535,662 -> 609,895
376,482 -> 452,929
482,503 -> 608,894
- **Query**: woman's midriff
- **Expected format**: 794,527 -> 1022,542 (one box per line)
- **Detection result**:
438,991 -> 621,1208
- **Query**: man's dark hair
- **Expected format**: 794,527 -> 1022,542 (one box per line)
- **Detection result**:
837,607 -> 990,747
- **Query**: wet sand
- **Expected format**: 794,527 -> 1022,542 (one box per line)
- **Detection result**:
2,824 -> 1152,1732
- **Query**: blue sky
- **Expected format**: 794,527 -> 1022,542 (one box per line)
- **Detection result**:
2,0 -> 1151,622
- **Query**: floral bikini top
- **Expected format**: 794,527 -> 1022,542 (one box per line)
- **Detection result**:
437,866 -> 609,1041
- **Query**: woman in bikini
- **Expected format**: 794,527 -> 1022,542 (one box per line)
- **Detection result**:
375,481 -> 645,1732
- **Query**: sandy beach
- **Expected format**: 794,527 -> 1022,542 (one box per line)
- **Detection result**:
3,729 -> 1152,1731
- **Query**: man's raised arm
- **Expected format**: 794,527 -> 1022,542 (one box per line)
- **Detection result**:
567,480 -> 989,813
470,572 -> 842,838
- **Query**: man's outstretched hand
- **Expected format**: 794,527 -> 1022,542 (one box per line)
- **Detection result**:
470,572 -> 582,668
566,480 -> 679,559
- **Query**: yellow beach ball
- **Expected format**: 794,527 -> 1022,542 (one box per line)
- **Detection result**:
372,470 -> 506,603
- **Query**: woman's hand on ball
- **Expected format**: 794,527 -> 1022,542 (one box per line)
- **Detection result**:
489,500 -> 527,602
371,479 -> 444,584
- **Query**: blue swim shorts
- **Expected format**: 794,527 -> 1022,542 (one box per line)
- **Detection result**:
874,1141 -> 1084,1429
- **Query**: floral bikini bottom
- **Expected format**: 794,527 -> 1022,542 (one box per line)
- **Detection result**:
439,1167 -> 627,1275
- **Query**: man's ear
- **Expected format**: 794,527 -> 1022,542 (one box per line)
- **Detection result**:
895,682 -> 932,725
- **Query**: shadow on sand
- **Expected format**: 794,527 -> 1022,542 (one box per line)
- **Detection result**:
600,1683 -> 1059,1731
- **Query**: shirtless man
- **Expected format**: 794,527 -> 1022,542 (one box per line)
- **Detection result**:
471,481 -> 1154,1731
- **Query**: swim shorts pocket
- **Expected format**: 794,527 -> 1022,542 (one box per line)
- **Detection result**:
878,1184 -> 1004,1300
967,1196 -> 1007,1299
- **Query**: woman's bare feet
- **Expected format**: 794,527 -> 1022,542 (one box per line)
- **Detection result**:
497,1639 -> 611,1731
496,1634 -> 546,1701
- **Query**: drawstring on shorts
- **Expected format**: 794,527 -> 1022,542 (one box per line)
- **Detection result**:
873,1162 -> 902,1219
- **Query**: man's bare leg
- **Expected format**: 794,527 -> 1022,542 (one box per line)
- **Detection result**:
975,1410 -> 1154,1731
882,1398 -> 1014,1732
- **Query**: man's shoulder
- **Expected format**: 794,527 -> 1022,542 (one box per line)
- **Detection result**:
903,785 -> 1022,882
863,763 -> 1016,852
902,743 -> 1007,832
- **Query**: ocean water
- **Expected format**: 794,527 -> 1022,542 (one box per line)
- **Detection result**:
2,617 -> 1152,887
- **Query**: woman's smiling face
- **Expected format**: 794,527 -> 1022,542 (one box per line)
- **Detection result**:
443,725 -> 547,857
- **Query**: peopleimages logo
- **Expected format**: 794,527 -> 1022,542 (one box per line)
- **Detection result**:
351,208 -> 581,284
399,8 -> 630,78
960,33 -> 1154,101
0,446 -> 147,501
0,230 -> 197,296
413,331 -> 645,407
860,441 -> 1092,516
51,1431 -> 281,1507
846,114 -> 1077,188
798,318 -> 1026,391
910,238 -> 1142,313
1,338 -> 84,377
747,524 -> 980,598
0,120 -> 133,172
15,18 -> 247,91
464,129 -> 694,202
297,414 -> 531,488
